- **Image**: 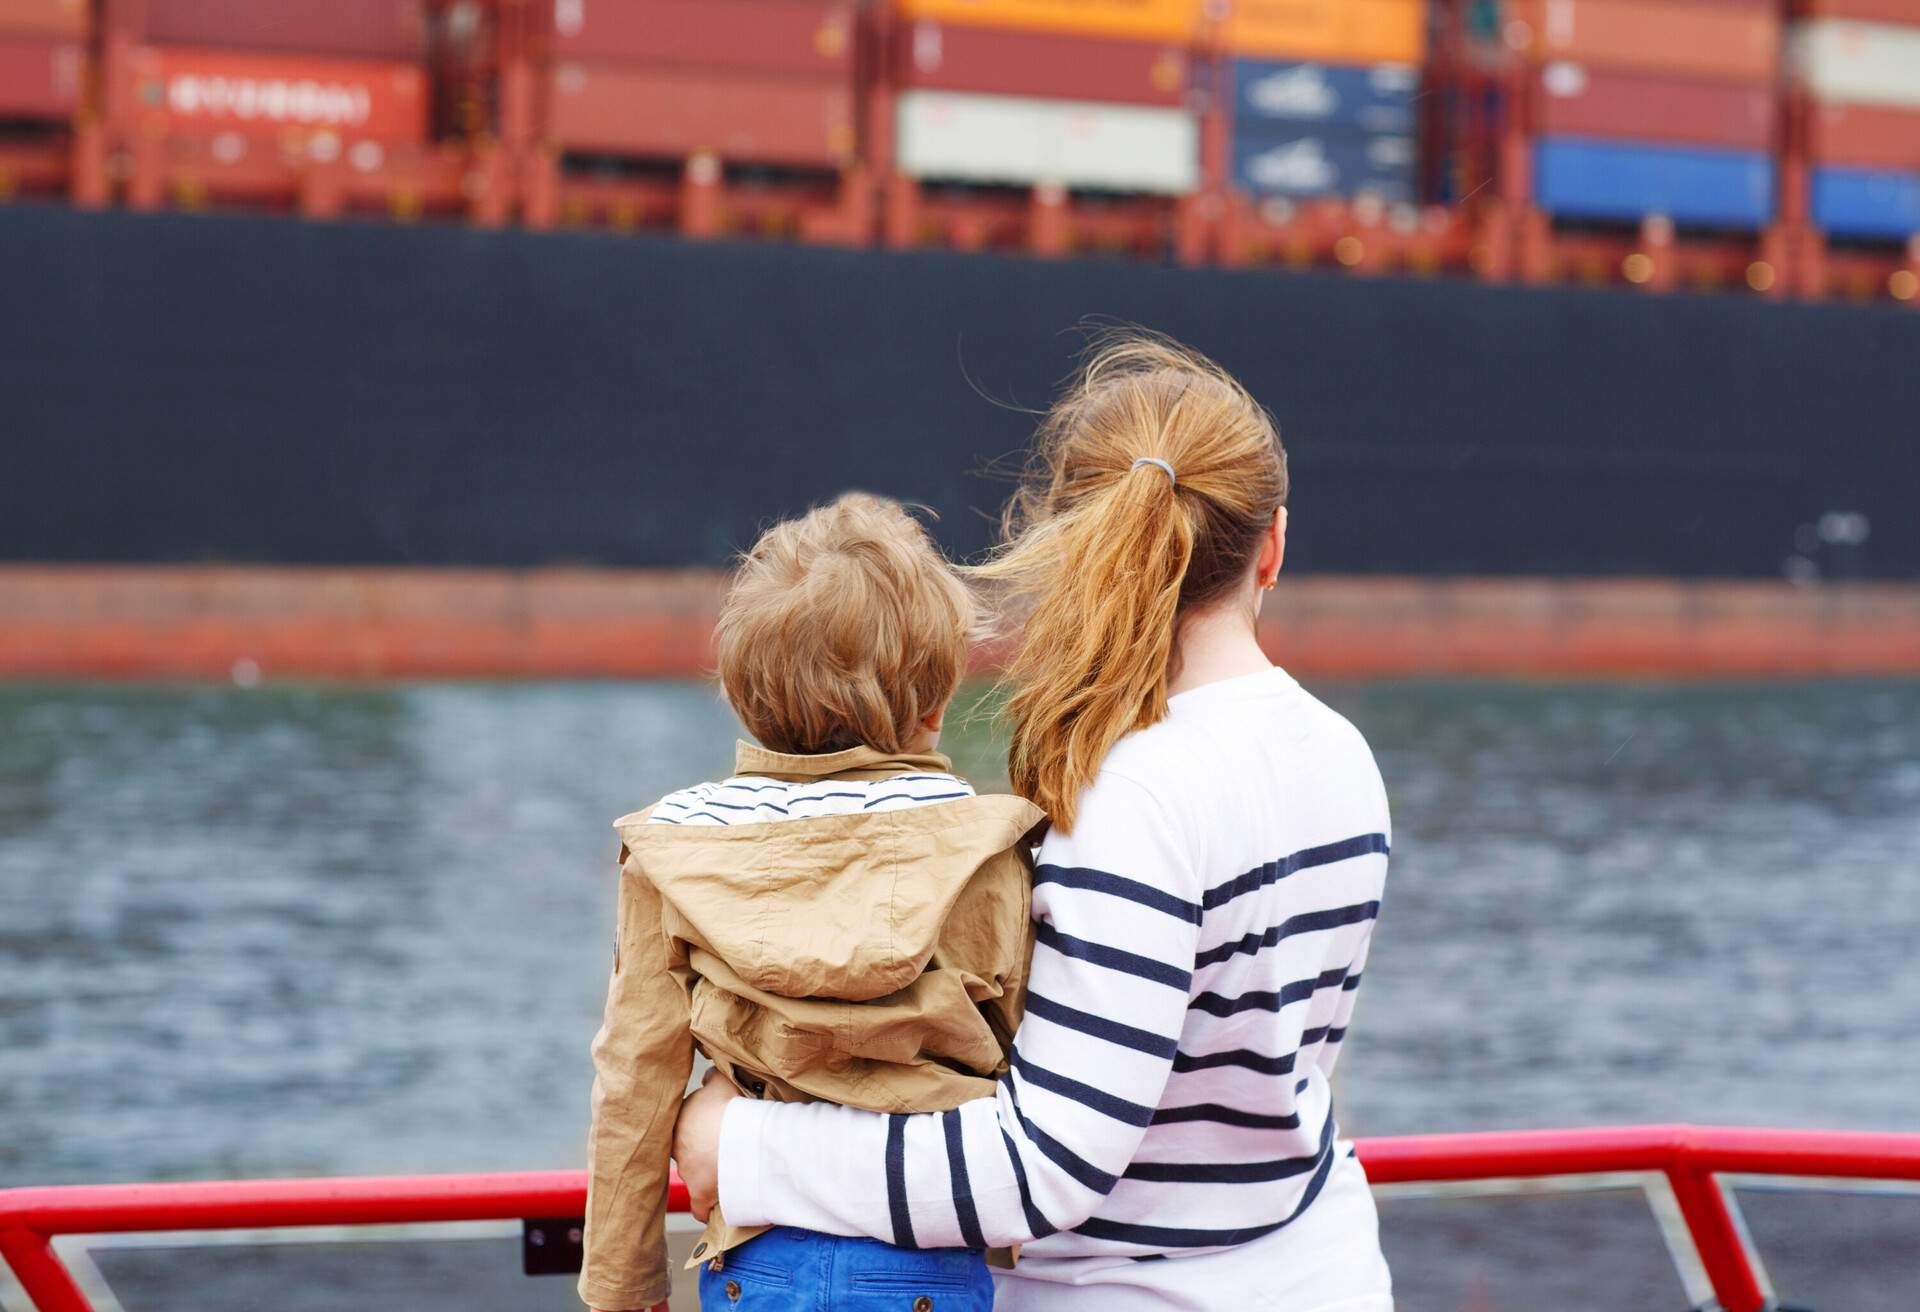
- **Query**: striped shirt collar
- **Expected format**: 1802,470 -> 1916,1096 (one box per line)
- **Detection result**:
733,739 -> 956,784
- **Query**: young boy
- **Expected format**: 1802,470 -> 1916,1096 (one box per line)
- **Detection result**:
580,493 -> 1044,1312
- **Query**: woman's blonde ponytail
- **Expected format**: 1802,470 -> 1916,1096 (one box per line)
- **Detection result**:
972,334 -> 1287,832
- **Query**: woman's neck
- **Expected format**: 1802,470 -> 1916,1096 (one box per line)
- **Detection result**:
1166,595 -> 1272,698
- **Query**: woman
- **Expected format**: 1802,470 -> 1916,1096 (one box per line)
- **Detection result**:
676,334 -> 1394,1311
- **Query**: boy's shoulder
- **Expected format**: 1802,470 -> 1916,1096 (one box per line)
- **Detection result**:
629,769 -> 988,829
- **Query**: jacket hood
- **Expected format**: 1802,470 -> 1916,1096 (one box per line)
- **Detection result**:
617,788 -> 1044,1002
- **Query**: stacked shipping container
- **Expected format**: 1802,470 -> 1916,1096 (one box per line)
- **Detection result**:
878,0 -> 1202,255
1521,0 -> 1783,232
98,0 -> 479,218
1791,0 -> 1920,254
0,0 -> 88,200
2,0 -> 1919,300
515,0 -> 865,239
1224,0 -> 1428,204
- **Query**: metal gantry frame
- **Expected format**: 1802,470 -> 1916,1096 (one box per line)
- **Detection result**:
4,1124 -> 1919,1312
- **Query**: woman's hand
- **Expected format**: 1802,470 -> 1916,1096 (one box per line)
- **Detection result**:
674,1070 -> 740,1222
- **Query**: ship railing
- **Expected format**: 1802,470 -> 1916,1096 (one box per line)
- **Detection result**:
4,1124 -> 1920,1312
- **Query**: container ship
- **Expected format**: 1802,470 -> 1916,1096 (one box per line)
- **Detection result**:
2,0 -> 1919,677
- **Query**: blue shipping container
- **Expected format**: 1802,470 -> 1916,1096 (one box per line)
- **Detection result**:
1232,58 -> 1418,135
1813,168 -> 1920,240
1233,124 -> 1416,202
1535,138 -> 1774,230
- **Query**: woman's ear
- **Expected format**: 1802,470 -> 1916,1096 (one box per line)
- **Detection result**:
1257,506 -> 1288,589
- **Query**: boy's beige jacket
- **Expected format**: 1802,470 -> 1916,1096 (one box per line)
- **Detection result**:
578,742 -> 1045,1311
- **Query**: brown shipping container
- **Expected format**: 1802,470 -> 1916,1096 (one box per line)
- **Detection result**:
0,34 -> 80,115
1792,0 -> 1920,21
1808,100 -> 1920,170
547,63 -> 855,166
550,0 -> 854,76
1537,63 -> 1774,149
891,20 -> 1188,106
143,0 -> 427,61
124,46 -> 430,141
1515,0 -> 1780,82
0,0 -> 85,37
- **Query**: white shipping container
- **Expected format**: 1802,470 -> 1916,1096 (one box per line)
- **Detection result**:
1790,20 -> 1920,110
895,90 -> 1199,194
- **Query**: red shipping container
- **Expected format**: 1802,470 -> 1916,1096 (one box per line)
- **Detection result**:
549,0 -> 854,77
1808,100 -> 1920,171
141,0 -> 428,61
1537,63 -> 1775,149
547,62 -> 855,166
1514,0 -> 1780,82
124,47 -> 430,142
0,33 -> 80,115
0,0 -> 85,37
890,20 -> 1189,107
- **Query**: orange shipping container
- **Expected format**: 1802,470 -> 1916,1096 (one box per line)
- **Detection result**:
1225,0 -> 1426,65
123,47 -> 430,142
547,63 -> 856,167
0,0 -> 86,37
894,0 -> 1198,43
1513,0 -> 1779,82
0,33 -> 80,115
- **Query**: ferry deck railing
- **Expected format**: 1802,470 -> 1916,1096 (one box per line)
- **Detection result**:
4,1124 -> 1919,1312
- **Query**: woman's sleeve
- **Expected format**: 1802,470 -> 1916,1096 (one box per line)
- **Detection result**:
578,849 -> 694,1310
717,773 -> 1200,1248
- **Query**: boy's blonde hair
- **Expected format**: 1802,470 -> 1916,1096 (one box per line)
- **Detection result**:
716,493 -> 974,757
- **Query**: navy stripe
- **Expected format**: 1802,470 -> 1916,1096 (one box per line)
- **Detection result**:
1189,966 -> 1353,1018
941,1110 -> 987,1251
1324,1025 -> 1348,1044
882,774 -> 964,785
1004,1071 -> 1120,1196
650,815 -> 683,825
1026,992 -> 1179,1060
1151,1102 -> 1303,1130
1032,864 -> 1203,925
1011,1049 -> 1156,1128
1123,1149 -> 1324,1184
1171,1046 -> 1298,1076
885,1114 -> 917,1250
655,799 -> 688,810
1202,834 -> 1390,911
701,798 -> 790,815
1071,1115 -> 1336,1249
788,791 -> 868,804
1034,921 -> 1192,991
998,1124 -> 1059,1240
1194,902 -> 1381,969
1343,972 -> 1364,992
686,811 -> 731,824
863,789 -> 972,809
1173,1027 -> 1333,1075
715,781 -> 790,793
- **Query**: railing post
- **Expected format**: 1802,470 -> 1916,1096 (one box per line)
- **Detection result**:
1664,1165 -> 1767,1312
0,1228 -> 94,1312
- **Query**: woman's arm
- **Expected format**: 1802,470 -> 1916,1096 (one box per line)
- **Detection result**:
688,774 -> 1200,1248
579,849 -> 695,1311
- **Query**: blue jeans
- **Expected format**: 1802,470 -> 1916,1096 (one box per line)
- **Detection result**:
697,1226 -> 993,1312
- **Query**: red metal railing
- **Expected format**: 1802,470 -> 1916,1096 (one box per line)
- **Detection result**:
5,1125 -> 1919,1312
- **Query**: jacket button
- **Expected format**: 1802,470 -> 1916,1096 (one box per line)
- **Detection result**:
692,1242 -> 707,1258
725,1278 -> 742,1302
913,1298 -> 934,1312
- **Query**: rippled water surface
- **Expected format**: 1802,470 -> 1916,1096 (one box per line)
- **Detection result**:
3,679 -> 1918,1186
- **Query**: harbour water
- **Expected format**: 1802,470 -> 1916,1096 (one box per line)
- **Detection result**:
6,677 -> 1918,1194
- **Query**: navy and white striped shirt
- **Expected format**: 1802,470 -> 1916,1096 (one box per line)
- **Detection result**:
719,667 -> 1393,1303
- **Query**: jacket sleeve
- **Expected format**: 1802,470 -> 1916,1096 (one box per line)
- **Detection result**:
716,774 -> 1200,1248
578,847 -> 694,1310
